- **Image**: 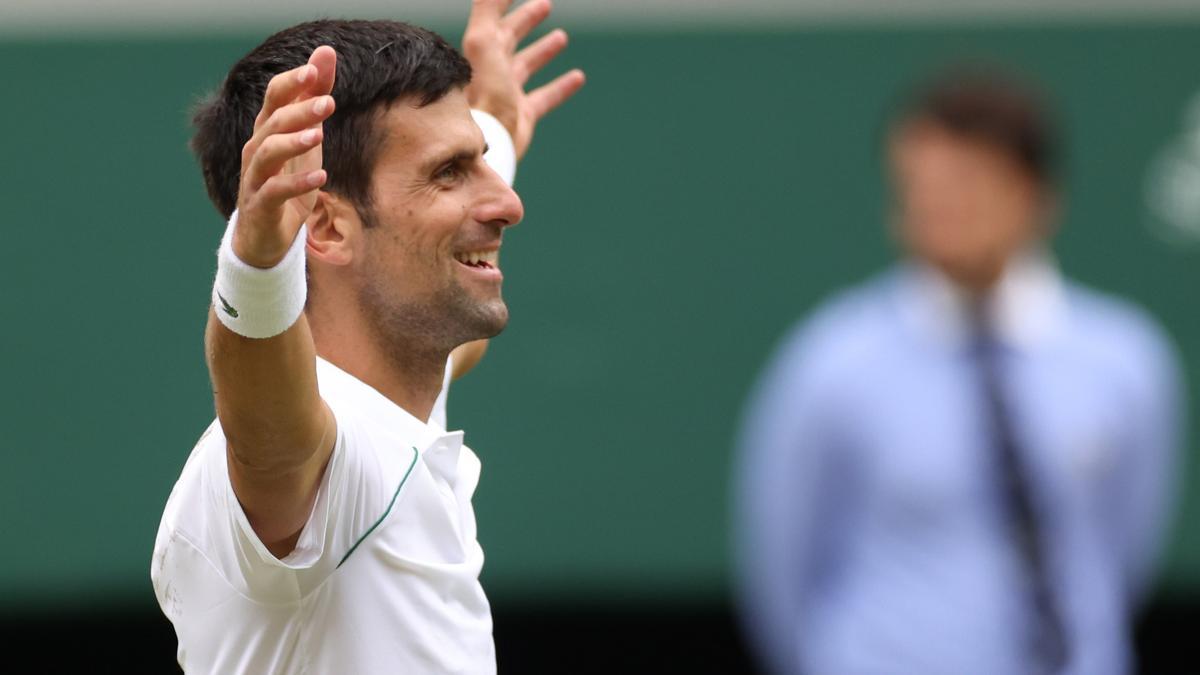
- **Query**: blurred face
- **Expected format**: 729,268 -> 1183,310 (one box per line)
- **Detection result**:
355,88 -> 524,353
888,120 -> 1050,290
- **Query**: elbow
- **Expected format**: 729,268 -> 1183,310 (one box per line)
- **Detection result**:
213,388 -> 329,477
219,407 -> 327,476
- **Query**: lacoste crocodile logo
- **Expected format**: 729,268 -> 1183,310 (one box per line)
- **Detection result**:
217,292 -> 239,319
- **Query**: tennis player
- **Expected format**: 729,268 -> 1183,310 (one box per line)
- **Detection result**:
151,2 -> 583,672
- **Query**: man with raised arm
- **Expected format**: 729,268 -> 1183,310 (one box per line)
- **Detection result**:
151,2 -> 584,672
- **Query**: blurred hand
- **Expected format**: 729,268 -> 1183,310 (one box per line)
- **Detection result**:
462,0 -> 585,160
235,47 -> 338,268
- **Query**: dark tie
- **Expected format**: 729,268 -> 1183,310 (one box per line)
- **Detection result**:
970,301 -> 1069,674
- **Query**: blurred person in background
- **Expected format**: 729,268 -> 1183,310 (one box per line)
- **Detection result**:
734,69 -> 1185,675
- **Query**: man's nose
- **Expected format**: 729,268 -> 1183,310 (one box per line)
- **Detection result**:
473,168 -> 524,229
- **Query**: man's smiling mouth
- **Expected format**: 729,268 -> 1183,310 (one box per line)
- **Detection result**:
454,250 -> 499,270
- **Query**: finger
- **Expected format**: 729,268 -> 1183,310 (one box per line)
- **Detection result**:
308,46 -> 337,96
253,47 -> 336,129
254,170 -> 328,213
468,0 -> 512,25
256,95 -> 335,142
503,0 -> 551,44
244,127 -> 324,191
527,68 -> 585,120
514,29 -> 567,86
255,62 -> 320,130
244,94 -> 334,163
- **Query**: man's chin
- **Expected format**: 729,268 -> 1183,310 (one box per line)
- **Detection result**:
463,299 -> 509,340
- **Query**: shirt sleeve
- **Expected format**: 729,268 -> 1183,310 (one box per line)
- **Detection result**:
199,401 -> 416,603
1107,320 -> 1186,602
732,325 -> 855,675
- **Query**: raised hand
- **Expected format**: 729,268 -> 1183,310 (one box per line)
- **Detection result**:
462,0 -> 585,160
235,46 -> 338,268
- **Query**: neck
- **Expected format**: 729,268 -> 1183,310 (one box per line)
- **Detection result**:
946,266 -> 1002,296
934,253 -> 1013,296
308,303 -> 448,424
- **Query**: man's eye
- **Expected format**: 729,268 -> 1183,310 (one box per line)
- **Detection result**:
435,164 -> 461,181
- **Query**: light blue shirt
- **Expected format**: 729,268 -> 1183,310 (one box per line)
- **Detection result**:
734,255 -> 1184,675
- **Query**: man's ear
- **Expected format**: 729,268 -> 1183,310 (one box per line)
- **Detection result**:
307,191 -> 359,266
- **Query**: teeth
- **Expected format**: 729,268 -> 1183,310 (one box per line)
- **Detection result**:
456,250 -> 499,267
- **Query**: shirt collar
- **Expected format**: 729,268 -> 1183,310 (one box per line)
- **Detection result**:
896,248 -> 1068,351
315,357 -> 465,485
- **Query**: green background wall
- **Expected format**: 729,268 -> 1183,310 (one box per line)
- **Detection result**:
2,21 -> 1199,611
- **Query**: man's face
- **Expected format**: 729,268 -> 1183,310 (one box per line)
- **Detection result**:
889,120 -> 1049,288
354,88 -> 523,352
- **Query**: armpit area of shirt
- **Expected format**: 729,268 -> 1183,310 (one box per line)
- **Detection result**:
224,445 -> 337,571
206,423 -> 348,601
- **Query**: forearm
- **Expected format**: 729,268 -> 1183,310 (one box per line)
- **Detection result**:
207,309 -> 325,472
198,47 -> 340,556
1117,338 -> 1186,600
208,303 -> 334,550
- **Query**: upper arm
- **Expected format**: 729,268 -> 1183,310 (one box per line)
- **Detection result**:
161,408 -> 400,605
734,331 -> 847,674
1111,322 -> 1186,600
206,307 -> 334,558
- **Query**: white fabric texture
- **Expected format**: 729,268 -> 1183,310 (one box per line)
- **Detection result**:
151,358 -> 493,675
212,210 -> 308,339
471,109 -> 517,186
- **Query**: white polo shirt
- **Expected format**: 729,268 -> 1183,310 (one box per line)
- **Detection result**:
151,357 -> 494,674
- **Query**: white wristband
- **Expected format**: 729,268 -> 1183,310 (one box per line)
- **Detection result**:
471,109 -> 517,186
212,210 -> 308,339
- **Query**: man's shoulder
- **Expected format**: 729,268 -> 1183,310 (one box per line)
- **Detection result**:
748,274 -> 900,412
775,274 -> 898,366
1062,280 -> 1181,386
807,274 -> 895,334
151,420 -> 236,599
154,420 -> 234,558
1065,281 -> 1164,333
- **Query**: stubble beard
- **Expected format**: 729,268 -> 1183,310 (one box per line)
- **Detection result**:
357,273 -> 509,365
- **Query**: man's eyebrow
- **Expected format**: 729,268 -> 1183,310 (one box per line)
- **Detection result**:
423,143 -> 489,173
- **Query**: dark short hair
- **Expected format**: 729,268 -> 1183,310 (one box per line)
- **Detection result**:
892,67 -> 1057,188
191,19 -> 472,220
